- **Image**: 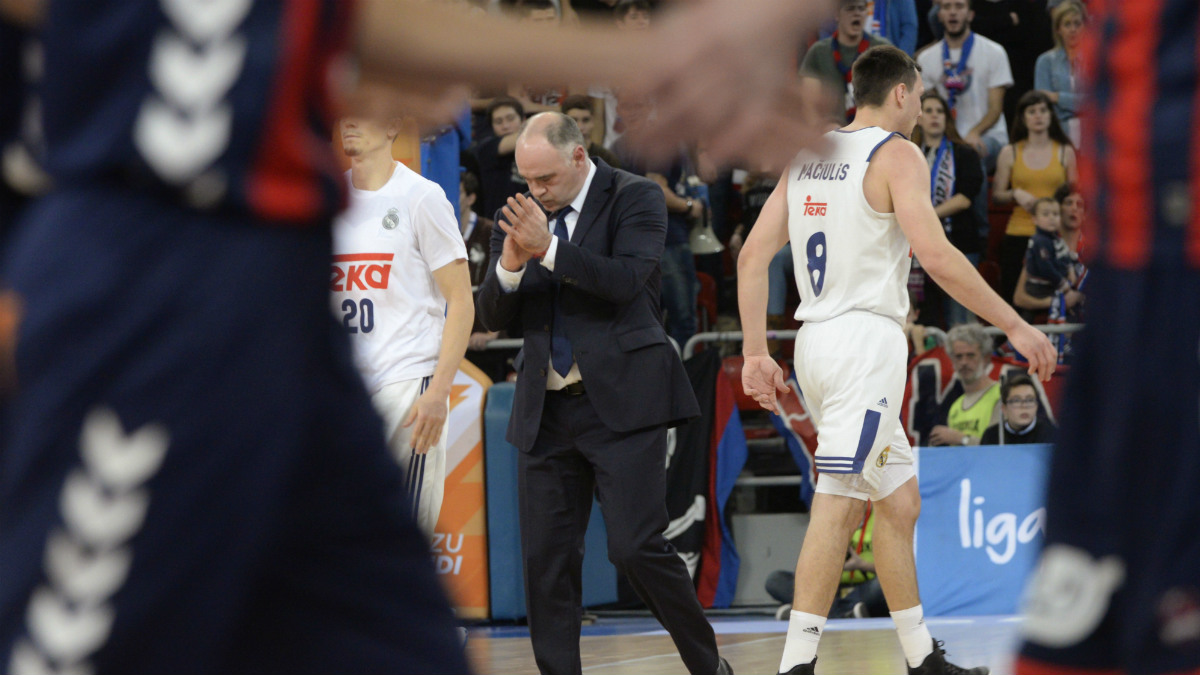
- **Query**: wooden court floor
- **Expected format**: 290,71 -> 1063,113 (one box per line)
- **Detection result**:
466,615 -> 1022,675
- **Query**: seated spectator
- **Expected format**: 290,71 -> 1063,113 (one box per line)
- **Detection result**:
473,96 -> 526,220
1035,0 -> 1087,147
765,504 -> 887,620
910,91 -> 985,327
929,323 -> 1001,446
1022,197 -> 1075,300
801,0 -> 893,124
560,94 -> 621,169
917,0 -> 1013,169
980,372 -> 1056,444
459,172 -> 493,289
992,90 -> 1077,310
904,290 -> 938,360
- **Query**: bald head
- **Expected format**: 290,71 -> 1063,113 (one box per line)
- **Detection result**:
517,112 -> 588,158
515,113 -> 591,213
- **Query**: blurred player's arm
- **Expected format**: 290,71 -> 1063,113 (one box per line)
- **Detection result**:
0,0 -> 43,27
405,259 -> 473,454
736,169 -> 792,410
352,0 -> 835,166
880,139 -> 1058,380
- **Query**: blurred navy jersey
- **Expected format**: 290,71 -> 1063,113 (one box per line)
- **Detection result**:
40,0 -> 350,222
0,1 -> 470,673
1017,1 -> 1200,673
1081,0 -> 1200,270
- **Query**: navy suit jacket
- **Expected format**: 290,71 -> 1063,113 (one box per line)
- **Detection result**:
476,159 -> 700,452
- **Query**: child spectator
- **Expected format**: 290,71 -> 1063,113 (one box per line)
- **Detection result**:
1023,197 -> 1075,299
980,372 -> 1056,444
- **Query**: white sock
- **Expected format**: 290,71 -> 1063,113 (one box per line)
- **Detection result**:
779,610 -> 825,672
890,604 -> 933,668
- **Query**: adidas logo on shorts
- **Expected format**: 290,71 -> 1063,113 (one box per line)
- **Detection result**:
877,397 -> 888,408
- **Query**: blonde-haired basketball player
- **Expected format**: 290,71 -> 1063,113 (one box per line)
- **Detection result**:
738,45 -> 1057,675
333,113 -> 473,538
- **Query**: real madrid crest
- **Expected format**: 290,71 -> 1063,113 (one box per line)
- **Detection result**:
875,445 -> 890,468
382,207 -> 400,230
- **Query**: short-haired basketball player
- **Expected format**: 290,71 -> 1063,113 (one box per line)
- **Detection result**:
333,113 -> 473,538
737,44 -> 1056,675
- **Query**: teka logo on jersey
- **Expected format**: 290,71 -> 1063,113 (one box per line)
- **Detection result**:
802,196 -> 828,217
331,253 -> 393,291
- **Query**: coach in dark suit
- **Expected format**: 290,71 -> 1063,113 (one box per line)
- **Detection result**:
477,113 -> 729,675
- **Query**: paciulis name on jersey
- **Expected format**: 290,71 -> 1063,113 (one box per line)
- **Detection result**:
795,161 -> 850,182
331,253 -> 393,291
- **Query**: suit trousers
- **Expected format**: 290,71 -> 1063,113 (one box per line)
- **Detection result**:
518,389 -> 719,675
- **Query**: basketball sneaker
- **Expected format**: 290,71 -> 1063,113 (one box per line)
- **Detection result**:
778,657 -> 816,675
907,639 -> 989,675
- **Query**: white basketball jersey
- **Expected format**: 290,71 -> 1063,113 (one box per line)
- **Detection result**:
787,127 -> 911,326
332,162 -> 467,393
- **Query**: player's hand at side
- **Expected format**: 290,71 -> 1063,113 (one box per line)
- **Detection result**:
403,390 -> 448,454
1009,322 -> 1058,382
742,354 -> 790,411
499,194 -> 553,256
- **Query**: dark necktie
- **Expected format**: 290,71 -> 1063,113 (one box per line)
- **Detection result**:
550,206 -> 574,377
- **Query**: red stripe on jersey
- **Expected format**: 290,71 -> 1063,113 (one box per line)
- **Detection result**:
1191,11 -> 1200,267
1014,657 -> 1121,675
1103,0 -> 1160,269
1076,0 -> 1101,266
247,0 -> 323,222
332,253 -> 396,262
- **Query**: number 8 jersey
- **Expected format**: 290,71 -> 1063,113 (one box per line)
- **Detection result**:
787,127 -> 912,327
331,162 -> 467,393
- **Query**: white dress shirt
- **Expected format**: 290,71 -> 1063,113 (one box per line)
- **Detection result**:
496,160 -> 597,389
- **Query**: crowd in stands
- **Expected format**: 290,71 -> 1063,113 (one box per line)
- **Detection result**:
423,0 -> 1089,377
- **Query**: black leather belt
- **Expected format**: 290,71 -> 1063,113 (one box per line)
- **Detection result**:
551,381 -> 586,396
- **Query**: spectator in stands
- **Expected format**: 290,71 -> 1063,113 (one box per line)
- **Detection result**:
507,0 -> 574,114
460,171 -> 493,289
1035,0 -> 1087,147
612,94 -> 700,349
1015,182 -> 1085,315
865,0 -> 919,55
905,290 -> 938,360
967,0 -> 1047,127
460,171 -> 511,381
917,0 -> 1014,169
1022,197 -> 1075,300
588,0 -> 653,150
992,89 -> 1077,311
474,96 -> 527,220
560,94 -> 621,169
910,91 -> 985,327
802,0 -> 893,124
929,323 -> 1002,446
980,372 -> 1056,444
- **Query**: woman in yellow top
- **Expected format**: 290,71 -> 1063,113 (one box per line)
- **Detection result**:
992,90 -> 1078,309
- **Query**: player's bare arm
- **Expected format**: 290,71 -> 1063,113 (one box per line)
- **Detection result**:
736,168 -> 792,410
403,259 -> 474,453
874,138 -> 1058,381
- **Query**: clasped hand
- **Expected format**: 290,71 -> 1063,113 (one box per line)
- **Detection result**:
498,194 -> 554,272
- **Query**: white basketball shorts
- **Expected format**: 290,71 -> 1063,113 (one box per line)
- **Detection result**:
372,375 -> 449,539
793,311 -> 915,501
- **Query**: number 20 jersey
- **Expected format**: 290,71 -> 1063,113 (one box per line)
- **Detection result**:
331,163 -> 466,394
787,127 -> 912,327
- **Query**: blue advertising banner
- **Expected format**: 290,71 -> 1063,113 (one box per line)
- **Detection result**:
916,444 -> 1051,616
